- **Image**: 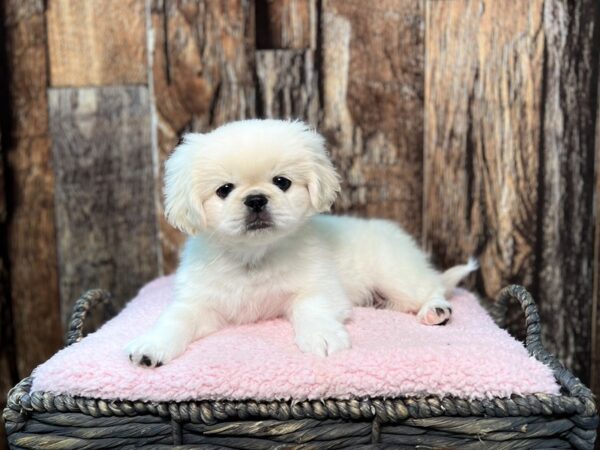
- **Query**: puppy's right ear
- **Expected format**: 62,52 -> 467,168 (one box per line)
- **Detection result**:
164,134 -> 206,235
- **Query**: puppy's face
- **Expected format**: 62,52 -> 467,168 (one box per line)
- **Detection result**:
164,120 -> 340,243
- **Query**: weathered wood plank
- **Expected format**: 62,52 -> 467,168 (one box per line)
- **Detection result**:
49,86 -> 160,328
256,0 -> 316,49
538,0 -> 599,380
592,94 -> 600,429
3,0 -> 63,378
256,50 -> 319,125
321,0 -> 424,238
424,0 -> 598,382
423,0 -> 545,338
149,0 -> 256,273
0,38 -> 15,450
47,0 -> 147,86
0,169 -> 10,449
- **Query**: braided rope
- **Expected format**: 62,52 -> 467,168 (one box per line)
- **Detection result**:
66,289 -> 114,346
3,376 -> 592,425
3,285 -> 598,447
497,285 -> 596,409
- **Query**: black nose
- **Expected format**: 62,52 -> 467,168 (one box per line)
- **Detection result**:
244,194 -> 268,212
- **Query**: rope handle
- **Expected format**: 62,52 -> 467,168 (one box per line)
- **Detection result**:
66,289 -> 114,346
496,284 -> 543,352
496,285 -> 595,406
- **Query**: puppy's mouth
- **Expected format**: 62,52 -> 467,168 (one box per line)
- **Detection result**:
245,212 -> 274,232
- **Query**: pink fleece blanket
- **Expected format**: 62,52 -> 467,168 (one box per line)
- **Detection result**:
32,276 -> 559,402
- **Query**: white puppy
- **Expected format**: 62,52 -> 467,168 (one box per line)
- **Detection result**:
127,119 -> 476,366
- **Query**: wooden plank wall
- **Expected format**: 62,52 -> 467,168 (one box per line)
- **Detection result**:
1,1 -> 599,447
2,0 -> 63,389
150,0 -> 256,272
539,0 -> 598,384
0,12 -> 13,446
424,0 -> 599,381
49,87 -> 159,331
322,0 -> 424,237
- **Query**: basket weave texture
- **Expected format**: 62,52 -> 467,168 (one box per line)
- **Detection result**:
3,285 -> 598,449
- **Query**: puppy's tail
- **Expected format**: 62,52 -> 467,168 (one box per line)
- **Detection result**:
441,257 -> 478,294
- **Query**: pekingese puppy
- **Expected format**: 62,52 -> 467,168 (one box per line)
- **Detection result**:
126,119 -> 476,366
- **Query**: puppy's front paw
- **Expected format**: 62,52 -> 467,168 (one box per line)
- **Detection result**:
125,333 -> 180,368
295,320 -> 351,357
417,298 -> 452,325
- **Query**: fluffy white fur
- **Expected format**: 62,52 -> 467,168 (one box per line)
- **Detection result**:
126,119 -> 477,366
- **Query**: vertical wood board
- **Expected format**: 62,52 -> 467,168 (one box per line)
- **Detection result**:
256,0 -> 316,49
150,0 -> 256,273
256,49 -> 319,125
424,0 -> 544,295
538,0 -> 599,380
592,82 -> 600,421
321,0 -> 424,238
49,86 -> 160,329
4,0 -> 63,378
47,0 -> 147,86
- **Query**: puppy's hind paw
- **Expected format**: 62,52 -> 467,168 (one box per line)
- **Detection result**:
295,320 -> 351,357
417,299 -> 452,326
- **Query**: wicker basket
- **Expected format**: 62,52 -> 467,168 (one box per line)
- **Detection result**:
3,285 -> 598,449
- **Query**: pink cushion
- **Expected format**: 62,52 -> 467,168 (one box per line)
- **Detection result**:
32,276 -> 559,402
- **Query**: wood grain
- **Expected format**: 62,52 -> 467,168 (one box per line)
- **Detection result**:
593,86 -> 600,437
3,0 -> 63,379
538,0 -> 599,380
424,0 -> 545,340
46,0 -> 147,86
321,0 -> 424,238
424,0 -> 599,382
49,87 -> 160,328
0,143 -> 10,399
150,0 -> 256,273
256,50 -> 319,125
256,0 -> 316,49
0,53 -> 14,450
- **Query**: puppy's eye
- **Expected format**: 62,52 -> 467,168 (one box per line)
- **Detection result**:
216,183 -> 235,199
273,176 -> 291,192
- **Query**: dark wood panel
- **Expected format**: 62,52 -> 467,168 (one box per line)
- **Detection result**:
0,136 -> 10,401
538,0 -> 599,381
0,46 -> 14,450
256,0 -> 316,49
4,0 -> 63,379
150,0 -> 256,273
256,49 -> 319,125
593,105 -> 600,438
46,0 -> 147,86
49,87 -> 160,329
321,0 -> 424,238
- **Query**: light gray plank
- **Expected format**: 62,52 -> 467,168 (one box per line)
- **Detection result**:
49,86 -> 160,329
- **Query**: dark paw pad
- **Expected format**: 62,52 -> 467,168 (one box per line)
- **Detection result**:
434,307 -> 451,325
140,355 -> 152,367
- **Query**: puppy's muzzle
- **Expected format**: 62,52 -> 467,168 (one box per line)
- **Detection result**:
244,194 -> 272,231
244,194 -> 268,213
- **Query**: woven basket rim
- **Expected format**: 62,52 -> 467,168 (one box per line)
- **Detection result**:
3,285 -> 598,432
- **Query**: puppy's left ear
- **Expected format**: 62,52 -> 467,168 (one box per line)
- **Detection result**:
308,148 -> 341,213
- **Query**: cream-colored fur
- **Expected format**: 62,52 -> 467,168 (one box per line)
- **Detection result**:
126,119 -> 477,366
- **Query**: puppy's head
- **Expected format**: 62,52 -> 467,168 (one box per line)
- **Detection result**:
164,119 -> 340,242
